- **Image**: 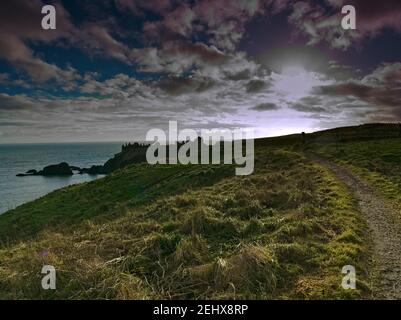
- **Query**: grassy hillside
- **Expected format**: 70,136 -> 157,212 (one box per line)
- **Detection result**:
0,164 -> 234,242
309,138 -> 401,213
0,144 -> 370,299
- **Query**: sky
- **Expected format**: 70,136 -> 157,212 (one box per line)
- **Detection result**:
0,0 -> 400,143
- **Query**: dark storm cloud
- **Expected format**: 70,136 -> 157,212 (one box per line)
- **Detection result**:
78,24 -> 131,63
0,0 -> 81,82
0,93 -> 35,110
246,80 -> 269,93
288,93 -> 376,126
138,0 -> 268,51
130,41 -> 229,74
327,0 -> 401,33
0,0 -> 75,41
280,62 -> 401,124
287,0 -> 401,49
288,95 -> 343,118
291,104 -> 327,114
250,102 -> 279,111
318,64 -> 401,108
316,63 -> 401,119
2,0 -> 401,84
0,1 -> 331,85
170,42 -> 229,63
289,96 -> 327,114
318,82 -> 373,99
225,69 -> 253,81
0,66 -> 283,142
115,0 -> 177,16
1,0 -> 401,143
0,1 -> 134,82
158,76 -> 216,95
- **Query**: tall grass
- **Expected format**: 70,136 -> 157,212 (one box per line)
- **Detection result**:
0,148 -> 369,299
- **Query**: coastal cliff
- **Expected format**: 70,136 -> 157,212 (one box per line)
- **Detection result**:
16,142 -> 150,177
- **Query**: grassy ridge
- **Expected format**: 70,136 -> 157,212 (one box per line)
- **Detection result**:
0,146 -> 369,299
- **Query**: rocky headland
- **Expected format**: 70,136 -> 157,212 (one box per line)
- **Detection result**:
16,142 -> 150,177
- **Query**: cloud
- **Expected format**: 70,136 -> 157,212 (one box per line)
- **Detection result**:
319,64 -> 401,108
1,0 -> 401,142
2,0 -> 399,86
289,96 -> 327,114
0,0 -> 346,85
158,76 -> 216,95
363,62 -> 401,86
138,0 -> 268,51
250,102 -> 279,111
0,93 -> 35,110
0,1 -> 132,82
285,0 -> 401,50
0,121 -> 35,127
0,73 -> 9,81
193,0 -> 265,50
316,63 -> 401,120
130,41 -> 229,74
115,0 -> 176,16
0,0 -> 82,82
246,80 -> 269,93
327,0 -> 401,34
286,91 -> 376,130
78,24 -> 130,63
0,67 -> 287,142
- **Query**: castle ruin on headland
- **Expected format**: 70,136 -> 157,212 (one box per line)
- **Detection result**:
121,142 -> 150,153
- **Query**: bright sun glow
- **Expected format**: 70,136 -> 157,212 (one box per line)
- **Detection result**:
272,65 -> 324,101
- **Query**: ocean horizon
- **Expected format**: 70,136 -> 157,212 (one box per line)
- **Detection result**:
0,142 -> 123,214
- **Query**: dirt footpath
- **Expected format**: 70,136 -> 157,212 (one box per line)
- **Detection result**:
310,154 -> 401,299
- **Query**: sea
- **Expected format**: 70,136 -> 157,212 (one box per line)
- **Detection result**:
0,142 -> 122,214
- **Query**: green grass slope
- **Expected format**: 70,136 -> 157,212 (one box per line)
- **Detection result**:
309,138 -> 401,214
0,145 -> 370,299
0,164 -> 234,243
